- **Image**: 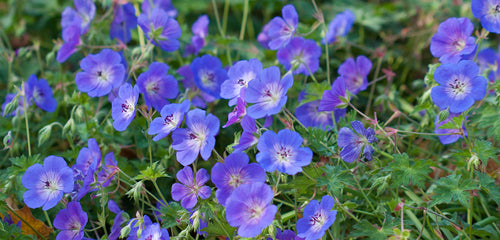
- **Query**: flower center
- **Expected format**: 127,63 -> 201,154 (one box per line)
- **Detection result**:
248,204 -> 264,220
228,174 -> 244,188
164,114 -> 174,125
146,81 -> 160,94
33,88 -> 44,101
202,72 -> 215,85
310,212 -> 327,231
263,87 -> 280,104
97,70 -> 108,82
237,79 -> 245,86
121,101 -> 134,113
448,78 -> 469,97
452,40 -> 466,52
276,146 -> 292,163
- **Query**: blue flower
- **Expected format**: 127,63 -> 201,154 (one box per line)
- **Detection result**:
97,152 -> 119,188
256,129 -> 312,175
323,9 -> 355,44
430,17 -> 476,64
171,109 -> 220,166
191,54 -> 228,99
148,100 -> 190,141
472,0 -> 500,33
108,200 -> 126,240
431,60 -> 487,113
110,3 -> 137,44
139,223 -> 170,240
61,0 -> 96,35
178,65 -> 216,108
296,100 -> 341,130
277,37 -> 322,76
185,15 -> 209,56
223,96 -> 247,128
296,195 -> 337,240
221,58 -> 263,106
435,113 -> 466,145
233,116 -> 259,152
138,8 -> 181,52
53,201 -> 88,240
26,74 -> 57,112
22,156 -> 74,210
226,183 -> 277,238
171,166 -> 211,209
75,49 -> 126,97
245,66 -> 293,119
112,83 -> 139,131
266,4 -> 298,50
211,152 -> 266,206
337,120 -> 377,163
318,76 -> 349,112
137,62 -> 179,111
338,55 -> 372,94
57,25 -> 81,63
141,0 -> 177,18
1,93 -> 26,117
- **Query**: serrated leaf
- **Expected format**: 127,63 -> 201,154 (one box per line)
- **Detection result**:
385,153 -> 431,188
431,174 -> 479,206
350,216 -> 396,239
301,82 -> 331,105
296,126 -> 336,157
477,172 -> 500,206
472,140 -> 495,165
316,165 -> 355,196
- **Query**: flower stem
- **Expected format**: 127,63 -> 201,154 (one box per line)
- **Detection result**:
22,83 -> 31,157
43,210 -> 53,229
239,0 -> 249,40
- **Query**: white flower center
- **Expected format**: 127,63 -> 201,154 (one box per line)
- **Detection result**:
310,211 -> 327,232
447,77 -> 470,99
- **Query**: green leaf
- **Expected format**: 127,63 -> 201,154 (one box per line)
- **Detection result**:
385,153 -> 431,188
316,165 -> 355,196
296,126 -> 336,157
430,174 -> 479,206
477,172 -> 500,206
350,216 -> 396,239
472,140 -> 496,165
473,105 -> 500,142
136,162 -> 168,181
301,82 -> 331,105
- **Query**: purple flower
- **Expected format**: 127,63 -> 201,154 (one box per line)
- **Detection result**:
178,65 -> 216,108
226,183 -> 277,238
476,48 -> 498,83
112,83 -> 139,131
233,116 -> 259,152
172,109 -> 220,166
138,8 -> 181,52
211,152 -> 266,206
245,66 -> 293,119
223,96 -> 247,128
338,55 -> 372,94
221,59 -> 263,106
53,201 -> 88,240
277,37 -> 321,76
337,121 -> 377,163
430,17 -> 476,64
73,138 -> 101,181
137,62 -> 179,111
431,60 -> 487,113
22,156 -> 74,210
61,0 -> 96,35
323,9 -> 355,44
472,0 -> 500,33
295,100 -> 335,130
268,229 -> 299,240
185,15 -> 209,56
318,76 -> 349,111
141,0 -> 177,18
191,54 -> 228,99
435,113 -> 466,145
149,100 -> 190,141
110,3 -> 137,44
171,166 -> 211,209
25,74 -> 57,112
57,25 -> 81,63
127,215 -> 153,240
75,49 -> 125,97
108,200 -> 126,240
266,4 -> 298,50
296,195 -> 337,240
97,152 -> 119,187
1,93 -> 25,117
256,129 -> 312,175
257,22 -> 272,49
139,223 -> 170,240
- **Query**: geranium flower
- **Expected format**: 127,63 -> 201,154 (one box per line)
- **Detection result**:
245,66 -> 293,119
107,200 -> 126,240
434,113 -> 466,145
171,166 -> 211,209
337,120 -> 377,163
110,3 -> 137,44
22,156 -> 74,210
338,55 -> 372,94
318,76 -> 349,111
25,74 -> 57,112
139,223 -> 170,240
296,195 -> 337,240
223,96 -> 247,128
430,17 -> 476,64
138,8 -> 181,52
178,65 -> 216,108
112,83 -> 139,131
137,62 -> 179,111
226,183 -> 277,238
171,109 -> 220,166
430,60 -> 487,113
472,0 -> 500,33
296,100 -> 344,130
266,4 -> 298,50
191,54 -> 228,99
141,0 -> 177,18
185,15 -> 209,56
277,37 -> 321,76
211,152 -> 266,206
53,201 -> 88,240
256,129 -> 312,175
233,116 -> 259,152
75,49 -> 126,97
148,100 -> 190,141
221,58 -> 262,106
1,93 -> 26,117
57,25 -> 81,63
97,152 -> 119,187
323,9 -> 355,44
61,0 -> 95,35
